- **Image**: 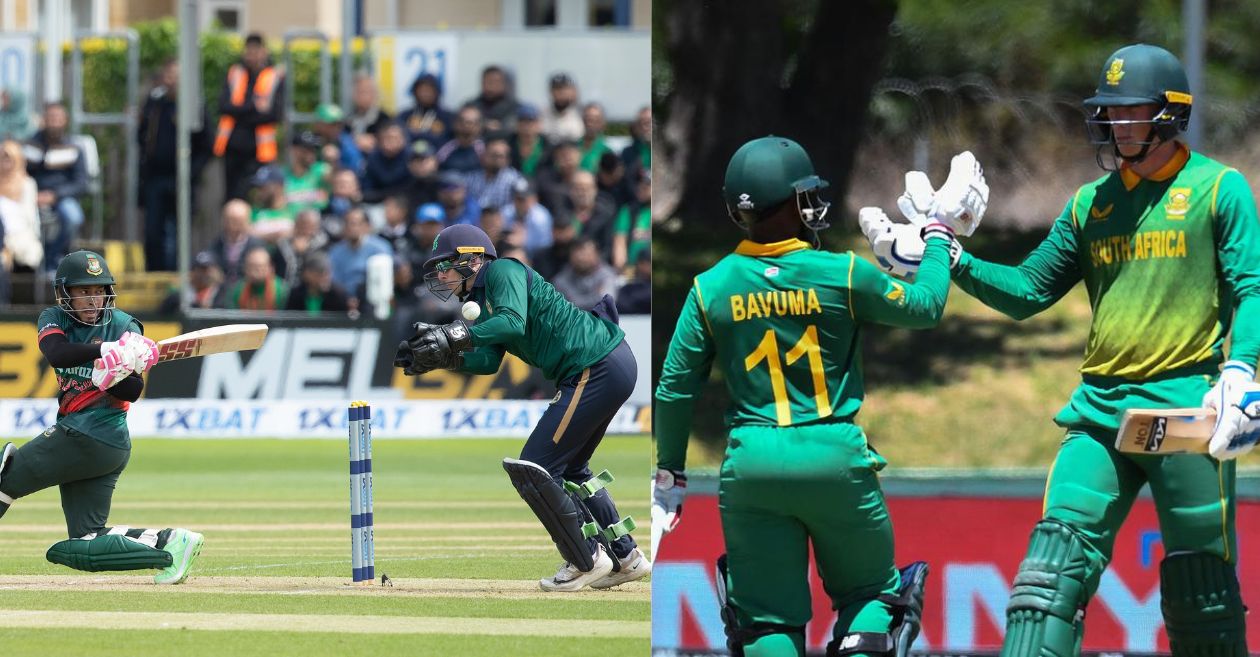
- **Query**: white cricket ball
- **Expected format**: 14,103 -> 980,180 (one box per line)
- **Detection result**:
461,301 -> 481,321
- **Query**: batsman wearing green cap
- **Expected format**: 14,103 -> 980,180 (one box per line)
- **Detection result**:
863,44 -> 1260,656
0,250 -> 204,584
653,136 -> 989,657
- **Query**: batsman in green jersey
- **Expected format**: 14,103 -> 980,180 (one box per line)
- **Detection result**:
653,136 -> 988,657
394,224 -> 647,592
863,44 -> 1260,656
0,251 -> 204,584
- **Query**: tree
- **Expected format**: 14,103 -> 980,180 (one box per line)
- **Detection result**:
654,0 -> 898,227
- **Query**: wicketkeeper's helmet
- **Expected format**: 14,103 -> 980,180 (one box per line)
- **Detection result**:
423,224 -> 498,301
54,250 -> 116,326
722,136 -> 830,232
1084,44 -> 1192,160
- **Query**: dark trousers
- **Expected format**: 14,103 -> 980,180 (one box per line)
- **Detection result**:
142,174 -> 177,271
1,424 -> 130,538
222,151 -> 261,202
520,339 -> 638,557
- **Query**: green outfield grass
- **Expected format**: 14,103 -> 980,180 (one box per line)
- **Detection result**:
0,437 -> 651,657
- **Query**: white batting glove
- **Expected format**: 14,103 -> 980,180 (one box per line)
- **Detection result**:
896,170 -> 936,227
859,206 -> 962,279
119,333 -> 159,374
929,151 -> 988,237
1206,362 -> 1260,460
651,468 -> 686,558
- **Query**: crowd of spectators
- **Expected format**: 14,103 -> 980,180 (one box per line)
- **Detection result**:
185,33 -> 652,322
0,33 -> 652,318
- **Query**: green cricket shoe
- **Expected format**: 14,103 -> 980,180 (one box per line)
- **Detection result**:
154,528 -> 204,585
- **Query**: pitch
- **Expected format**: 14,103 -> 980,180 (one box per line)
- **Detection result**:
0,436 -> 650,656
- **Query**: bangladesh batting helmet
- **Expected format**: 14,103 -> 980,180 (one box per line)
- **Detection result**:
423,224 -> 498,301
723,136 -> 830,232
1084,44 -> 1191,162
54,250 -> 117,326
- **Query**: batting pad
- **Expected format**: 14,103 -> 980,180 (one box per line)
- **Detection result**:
503,458 -> 595,571
46,534 -> 173,572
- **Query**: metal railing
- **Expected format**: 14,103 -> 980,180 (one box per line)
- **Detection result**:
282,29 -> 333,158
69,29 -> 139,244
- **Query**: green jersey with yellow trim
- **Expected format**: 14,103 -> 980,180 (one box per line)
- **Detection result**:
35,306 -> 142,448
954,145 -> 1260,429
654,237 -> 953,471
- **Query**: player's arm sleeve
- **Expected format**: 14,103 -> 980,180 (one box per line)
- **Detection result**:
1213,169 -> 1260,366
458,344 -> 507,375
653,284 -> 716,472
36,309 -> 96,367
952,204 -> 1082,319
850,238 -> 951,328
470,261 -> 528,346
105,373 -> 144,402
38,333 -> 100,368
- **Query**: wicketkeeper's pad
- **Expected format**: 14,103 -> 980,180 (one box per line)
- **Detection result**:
503,458 -> 595,572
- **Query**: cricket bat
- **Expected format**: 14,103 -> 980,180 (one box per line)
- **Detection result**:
1115,408 -> 1216,455
155,324 -> 269,363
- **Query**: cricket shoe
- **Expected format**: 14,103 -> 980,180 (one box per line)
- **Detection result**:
590,548 -> 651,589
154,528 -> 204,585
539,544 -> 614,592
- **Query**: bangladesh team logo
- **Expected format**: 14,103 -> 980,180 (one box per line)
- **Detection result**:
86,255 -> 102,276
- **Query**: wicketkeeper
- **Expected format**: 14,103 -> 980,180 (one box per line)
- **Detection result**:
394,224 -> 648,592
860,44 -> 1260,656
0,250 -> 204,584
654,136 -> 987,657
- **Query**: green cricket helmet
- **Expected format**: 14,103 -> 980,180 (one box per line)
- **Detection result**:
54,250 -> 116,326
1084,44 -> 1192,162
722,136 -> 830,232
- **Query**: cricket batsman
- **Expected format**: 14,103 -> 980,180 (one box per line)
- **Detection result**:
652,136 -> 987,657
393,224 -> 649,592
0,250 -> 204,584
862,44 -> 1260,655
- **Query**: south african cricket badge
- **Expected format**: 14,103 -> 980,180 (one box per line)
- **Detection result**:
1164,188 -> 1191,218
86,256 -> 102,275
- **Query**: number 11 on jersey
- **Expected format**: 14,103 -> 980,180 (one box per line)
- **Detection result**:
744,325 -> 832,425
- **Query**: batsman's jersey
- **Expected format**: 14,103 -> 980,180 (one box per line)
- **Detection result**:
954,145 -> 1260,429
35,307 -> 142,448
459,258 -> 624,382
655,237 -> 953,471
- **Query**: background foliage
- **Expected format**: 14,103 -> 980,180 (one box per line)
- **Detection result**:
654,0 -> 1260,468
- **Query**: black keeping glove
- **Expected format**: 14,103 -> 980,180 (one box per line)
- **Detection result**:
431,320 -> 473,353
394,322 -> 440,375
397,320 -> 472,375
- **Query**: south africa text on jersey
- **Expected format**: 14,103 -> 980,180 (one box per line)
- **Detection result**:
730,288 -> 823,322
1088,229 -> 1189,267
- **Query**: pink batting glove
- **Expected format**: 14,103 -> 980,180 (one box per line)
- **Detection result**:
90,355 -> 133,390
126,334 -> 160,373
